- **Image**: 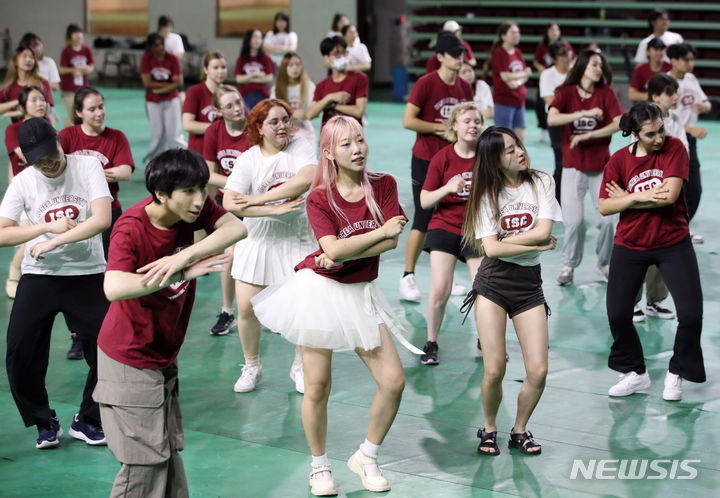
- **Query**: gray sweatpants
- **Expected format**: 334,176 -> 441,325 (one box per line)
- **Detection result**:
94,349 -> 188,498
560,167 -> 616,268
144,97 -> 187,163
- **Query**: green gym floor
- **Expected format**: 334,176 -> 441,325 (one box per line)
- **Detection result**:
0,88 -> 718,497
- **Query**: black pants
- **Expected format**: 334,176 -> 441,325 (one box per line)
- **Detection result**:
535,95 -> 548,130
606,238 -> 705,382
548,126 -> 563,204
101,208 -> 123,259
6,273 -> 109,427
686,134 -> 702,220
410,154 -> 434,232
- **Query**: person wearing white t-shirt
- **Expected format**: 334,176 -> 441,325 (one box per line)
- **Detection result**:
158,16 -> 185,59
263,12 -> 298,67
271,52 -> 316,144
0,118 -> 112,450
222,99 -> 317,395
462,127 -> 561,456
634,9 -> 683,64
342,24 -> 372,72
539,41 -> 572,201
667,43 -> 710,239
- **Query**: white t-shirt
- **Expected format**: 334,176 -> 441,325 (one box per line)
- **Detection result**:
347,41 -> 372,68
271,81 -> 316,144
635,31 -> 684,63
0,154 -> 111,275
671,72 -> 707,126
474,173 -> 562,267
539,65 -> 569,112
664,110 -> 689,151
37,56 -> 60,85
474,80 -> 494,113
264,31 -> 298,65
164,32 -> 185,57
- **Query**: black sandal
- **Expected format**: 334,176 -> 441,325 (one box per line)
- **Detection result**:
476,428 -> 500,456
508,429 -> 542,455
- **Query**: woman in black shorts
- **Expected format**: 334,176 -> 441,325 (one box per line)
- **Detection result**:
463,127 -> 562,455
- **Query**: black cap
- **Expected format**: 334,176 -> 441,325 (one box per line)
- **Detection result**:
18,118 -> 58,165
435,33 -> 465,56
647,37 -> 666,50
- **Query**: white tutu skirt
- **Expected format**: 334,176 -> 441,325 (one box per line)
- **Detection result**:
252,269 -> 422,354
232,215 -> 316,285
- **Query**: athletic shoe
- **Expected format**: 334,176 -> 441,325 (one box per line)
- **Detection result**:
538,129 -> 548,142
36,416 -> 62,449
309,465 -> 338,496
347,449 -> 391,492
450,281 -> 468,296
234,364 -> 263,392
476,338 -> 509,361
645,303 -> 675,320
662,371 -> 682,401
399,274 -> 421,302
595,264 -> 610,283
66,334 -> 83,360
632,306 -> 646,323
690,233 -> 704,244
608,371 -> 651,397
557,266 -> 574,286
69,414 -> 106,445
421,341 -> 439,365
210,311 -> 236,336
290,363 -> 305,394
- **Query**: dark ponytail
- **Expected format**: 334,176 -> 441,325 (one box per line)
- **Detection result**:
619,102 -> 663,137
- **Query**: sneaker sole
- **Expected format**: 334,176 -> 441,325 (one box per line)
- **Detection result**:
608,381 -> 652,397
399,295 -> 422,303
347,452 -> 391,492
662,391 -> 682,401
36,427 -> 63,449
644,311 -> 674,320
234,371 -> 263,393
420,358 -> 439,365
210,319 -> 237,336
69,427 -> 107,445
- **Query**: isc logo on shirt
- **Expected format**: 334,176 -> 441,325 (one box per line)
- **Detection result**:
45,205 -> 79,222
573,117 -> 597,131
150,67 -> 172,81
501,213 -> 533,231
509,60 -> 525,73
632,177 -> 662,192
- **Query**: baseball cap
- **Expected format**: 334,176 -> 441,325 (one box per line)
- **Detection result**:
435,33 -> 465,56
647,37 -> 666,50
18,117 -> 58,165
443,20 -> 461,33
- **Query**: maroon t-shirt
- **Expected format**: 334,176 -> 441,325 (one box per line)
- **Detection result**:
313,70 -> 369,126
59,125 -> 135,211
407,71 -> 473,161
533,40 -> 574,69
492,47 -> 527,107
422,144 -> 474,235
601,137 -> 689,251
0,80 -> 55,123
203,119 -> 251,192
182,83 -> 217,153
5,121 -> 26,176
60,45 -> 95,93
97,196 -> 226,369
550,84 -> 624,172
140,52 -> 182,103
234,54 -> 274,98
630,62 -> 673,92
296,174 -> 405,283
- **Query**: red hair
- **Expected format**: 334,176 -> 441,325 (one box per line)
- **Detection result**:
245,98 -> 294,145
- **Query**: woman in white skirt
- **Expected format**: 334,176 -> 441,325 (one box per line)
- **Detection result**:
252,116 -> 421,495
223,98 -> 316,394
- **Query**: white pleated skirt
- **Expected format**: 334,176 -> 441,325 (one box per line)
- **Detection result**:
231,214 -> 316,286
251,269 -> 423,354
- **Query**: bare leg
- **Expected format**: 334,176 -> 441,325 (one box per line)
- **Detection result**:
403,229 -> 426,273
220,246 -> 235,311
475,296 -> 508,439
62,93 -> 74,127
426,251 -> 456,342
300,346 -> 333,456
234,280 -> 265,358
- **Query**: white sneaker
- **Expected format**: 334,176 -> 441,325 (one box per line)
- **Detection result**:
399,274 -> 421,302
608,371 -> 651,396
450,281 -> 468,296
538,129 -> 548,142
690,233 -> 704,244
645,303 -> 675,320
309,465 -> 338,496
557,266 -> 574,286
233,364 -> 263,393
595,264 -> 610,283
632,306 -> 646,323
347,449 -> 390,492
290,363 -> 305,394
662,371 -> 682,401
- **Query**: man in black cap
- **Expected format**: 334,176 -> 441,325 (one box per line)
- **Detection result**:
398,33 -> 473,347
0,117 -> 112,449
629,37 -> 672,102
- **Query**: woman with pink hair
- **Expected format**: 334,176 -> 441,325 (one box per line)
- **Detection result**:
252,116 -> 420,496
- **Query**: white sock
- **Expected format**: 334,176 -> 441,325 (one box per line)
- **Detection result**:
360,439 -> 381,477
292,349 -> 303,369
222,307 -> 234,315
245,355 -> 260,368
311,454 -> 332,481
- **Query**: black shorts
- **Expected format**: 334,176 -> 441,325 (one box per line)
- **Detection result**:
472,257 -> 547,318
424,229 -> 480,262
410,155 -> 434,232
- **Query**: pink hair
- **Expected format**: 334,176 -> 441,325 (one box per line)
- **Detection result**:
312,116 -> 385,225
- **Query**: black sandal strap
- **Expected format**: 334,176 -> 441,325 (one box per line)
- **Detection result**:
509,430 -> 542,454
476,428 -> 500,455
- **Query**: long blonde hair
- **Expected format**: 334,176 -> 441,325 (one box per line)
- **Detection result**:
274,52 -> 312,110
2,46 -> 44,89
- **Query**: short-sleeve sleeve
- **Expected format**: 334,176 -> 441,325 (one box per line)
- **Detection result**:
291,137 -> 317,171
60,48 -> 71,67
182,85 -> 198,114
539,70 -> 555,98
112,131 -> 135,168
140,53 -> 150,75
263,55 -> 275,75
198,196 -> 227,233
6,125 -> 19,155
475,80 -> 493,110
634,39 -> 648,64
0,181 -> 25,222
203,123 -> 218,162
533,44 -> 545,66
172,55 -> 182,77
407,75 -> 428,108
86,46 -> 95,65
58,127 -> 71,152
86,158 -> 113,202
549,85 -> 568,111
47,58 -> 61,83
224,149 -> 254,194
474,196 -> 498,239
41,80 -> 54,106
604,86 -> 625,120
106,223 -> 139,272
491,49 -> 507,74
288,32 -> 298,48
422,153 -> 446,192
536,174 -> 562,221
600,152 -> 624,199
629,66 -> 644,91
306,191 -> 339,239
662,138 -> 690,181
304,80 -> 316,111
354,72 -> 369,99
378,175 -> 404,220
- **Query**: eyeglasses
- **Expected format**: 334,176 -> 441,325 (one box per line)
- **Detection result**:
263,117 -> 291,128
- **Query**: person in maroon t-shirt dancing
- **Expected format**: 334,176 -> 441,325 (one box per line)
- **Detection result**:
308,35 -> 369,127
234,28 -> 274,112
628,37 -> 672,102
399,33 -> 473,302
598,102 -> 704,401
